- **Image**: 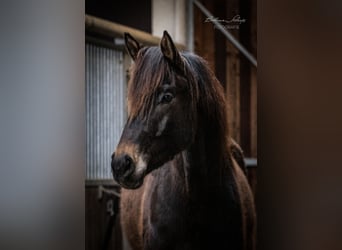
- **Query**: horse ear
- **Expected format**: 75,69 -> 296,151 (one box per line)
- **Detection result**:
124,32 -> 141,61
160,30 -> 182,65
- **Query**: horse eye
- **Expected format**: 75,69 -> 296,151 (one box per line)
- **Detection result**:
160,93 -> 173,104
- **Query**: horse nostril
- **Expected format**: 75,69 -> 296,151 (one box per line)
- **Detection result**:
111,152 -> 115,160
124,155 -> 133,167
112,154 -> 134,178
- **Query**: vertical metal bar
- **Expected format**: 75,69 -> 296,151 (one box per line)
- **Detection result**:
90,44 -> 95,180
96,46 -> 100,179
100,47 -> 104,179
100,46 -> 104,179
98,46 -> 101,180
86,44 -> 89,179
85,44 -> 88,179
105,47 -> 109,179
109,48 -> 114,178
89,44 -> 93,180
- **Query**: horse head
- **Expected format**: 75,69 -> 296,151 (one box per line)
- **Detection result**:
111,31 -> 198,189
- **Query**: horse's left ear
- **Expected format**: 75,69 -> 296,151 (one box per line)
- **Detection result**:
124,32 -> 141,61
160,30 -> 183,65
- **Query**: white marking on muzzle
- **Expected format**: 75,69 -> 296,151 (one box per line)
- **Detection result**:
135,155 -> 147,175
155,116 -> 168,137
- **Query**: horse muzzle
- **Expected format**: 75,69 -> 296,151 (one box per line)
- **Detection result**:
111,153 -> 144,189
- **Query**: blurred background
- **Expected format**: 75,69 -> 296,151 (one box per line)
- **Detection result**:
85,0 -> 256,249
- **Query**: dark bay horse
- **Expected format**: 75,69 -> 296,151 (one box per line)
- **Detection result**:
111,31 -> 256,250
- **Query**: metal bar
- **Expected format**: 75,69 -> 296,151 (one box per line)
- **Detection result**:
244,158 -> 257,168
85,179 -> 120,187
85,36 -> 125,51
86,15 -> 186,50
192,0 -> 257,67
98,185 -> 121,199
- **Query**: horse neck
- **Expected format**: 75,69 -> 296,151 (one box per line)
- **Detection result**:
181,116 -> 232,195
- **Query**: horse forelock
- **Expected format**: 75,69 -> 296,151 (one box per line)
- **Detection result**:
127,47 -> 198,121
127,47 -> 167,121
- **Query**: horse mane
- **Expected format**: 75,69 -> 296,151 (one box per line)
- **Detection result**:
182,52 -> 229,138
182,52 -> 231,165
128,47 -> 231,164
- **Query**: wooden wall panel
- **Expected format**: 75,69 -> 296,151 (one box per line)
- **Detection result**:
86,186 -> 122,250
194,0 -> 257,197
194,0 -> 215,71
250,0 -> 257,158
239,0 -> 252,157
226,43 -> 241,144
251,67 -> 257,158
225,0 -> 241,144
213,0 -> 227,88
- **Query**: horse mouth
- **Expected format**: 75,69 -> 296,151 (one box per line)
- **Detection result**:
119,177 -> 144,189
120,180 -> 143,189
114,170 -> 144,190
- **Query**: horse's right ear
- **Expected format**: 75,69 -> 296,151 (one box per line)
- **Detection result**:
124,32 -> 141,61
160,30 -> 182,66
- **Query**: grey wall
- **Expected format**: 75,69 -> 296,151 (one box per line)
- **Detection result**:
0,1 -> 85,249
